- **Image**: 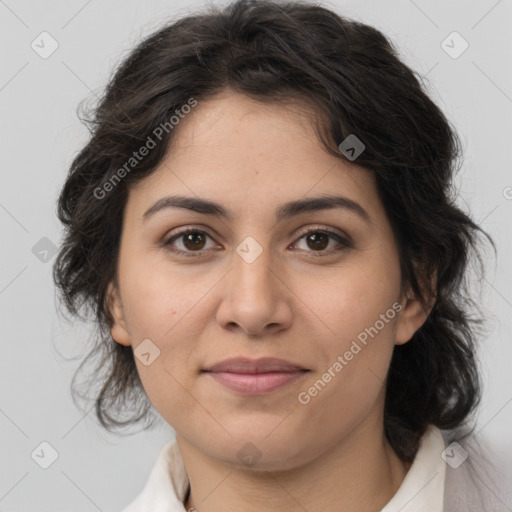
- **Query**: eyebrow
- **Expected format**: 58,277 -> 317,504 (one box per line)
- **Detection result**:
142,194 -> 371,224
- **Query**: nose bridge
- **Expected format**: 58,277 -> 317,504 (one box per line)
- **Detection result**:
231,234 -> 276,302
215,233 -> 292,335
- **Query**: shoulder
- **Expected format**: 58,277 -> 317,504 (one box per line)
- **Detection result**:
440,426 -> 512,511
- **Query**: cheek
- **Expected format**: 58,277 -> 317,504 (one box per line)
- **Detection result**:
119,251 -> 217,341
117,254 -> 220,405
307,257 -> 401,345
296,255 -> 401,403
119,259 -> 209,418
295,276 -> 399,434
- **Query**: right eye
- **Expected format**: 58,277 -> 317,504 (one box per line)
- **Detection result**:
162,228 -> 220,257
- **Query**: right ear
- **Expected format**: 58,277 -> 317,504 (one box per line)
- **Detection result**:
106,281 -> 131,346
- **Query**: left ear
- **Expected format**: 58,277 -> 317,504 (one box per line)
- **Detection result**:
395,271 -> 437,346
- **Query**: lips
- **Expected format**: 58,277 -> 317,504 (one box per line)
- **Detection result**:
204,357 -> 307,373
202,357 -> 309,395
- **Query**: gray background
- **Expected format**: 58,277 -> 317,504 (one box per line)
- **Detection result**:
0,0 -> 511,510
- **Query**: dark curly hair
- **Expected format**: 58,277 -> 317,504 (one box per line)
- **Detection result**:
53,0 -> 494,462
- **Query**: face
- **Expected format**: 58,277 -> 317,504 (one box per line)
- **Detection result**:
108,89 -> 430,470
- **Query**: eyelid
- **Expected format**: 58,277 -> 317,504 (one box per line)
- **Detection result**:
293,224 -> 353,245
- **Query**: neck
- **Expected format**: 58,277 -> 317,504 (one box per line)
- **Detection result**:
178,419 -> 411,512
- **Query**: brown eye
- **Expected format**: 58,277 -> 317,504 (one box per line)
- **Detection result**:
292,228 -> 352,255
181,231 -> 207,250
163,229 -> 217,256
305,232 -> 329,250
162,226 -> 352,259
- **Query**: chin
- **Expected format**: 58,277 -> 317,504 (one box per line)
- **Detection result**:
209,428 -> 314,472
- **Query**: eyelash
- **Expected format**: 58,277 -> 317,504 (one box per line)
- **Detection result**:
161,226 -> 353,258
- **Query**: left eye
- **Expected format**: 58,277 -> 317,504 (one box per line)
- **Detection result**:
162,227 -> 352,257
292,229 -> 352,253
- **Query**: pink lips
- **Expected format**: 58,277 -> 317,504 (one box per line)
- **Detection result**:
203,357 -> 309,395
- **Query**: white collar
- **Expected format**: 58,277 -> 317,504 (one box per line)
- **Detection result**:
121,424 -> 446,512
381,424 -> 446,511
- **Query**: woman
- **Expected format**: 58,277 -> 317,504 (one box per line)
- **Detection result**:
52,0 -> 510,510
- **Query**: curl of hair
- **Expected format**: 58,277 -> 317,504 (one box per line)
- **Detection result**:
53,0 -> 494,458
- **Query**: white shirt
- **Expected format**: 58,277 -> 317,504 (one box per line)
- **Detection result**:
121,424 -> 446,512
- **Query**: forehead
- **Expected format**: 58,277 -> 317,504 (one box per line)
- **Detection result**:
125,90 -> 381,222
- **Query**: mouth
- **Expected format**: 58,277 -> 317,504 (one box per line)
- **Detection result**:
202,357 -> 310,395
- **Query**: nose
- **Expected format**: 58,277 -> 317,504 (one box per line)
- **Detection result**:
215,243 -> 293,337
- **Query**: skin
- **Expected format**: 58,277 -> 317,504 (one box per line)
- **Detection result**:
107,89 -> 434,512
